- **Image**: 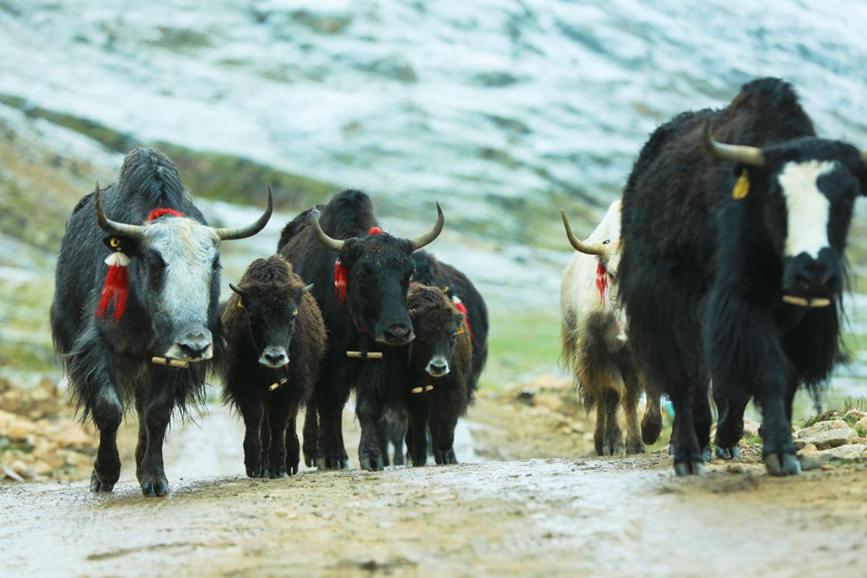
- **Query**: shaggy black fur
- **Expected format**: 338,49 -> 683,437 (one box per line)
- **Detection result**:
412,250 -> 488,396
619,78 -> 866,476
50,148 -> 215,497
220,256 -> 326,478
278,190 -> 441,471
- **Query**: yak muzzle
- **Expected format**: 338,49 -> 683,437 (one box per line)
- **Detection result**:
782,252 -> 838,309
377,322 -> 415,346
259,346 -> 289,369
425,356 -> 450,378
164,329 -> 213,362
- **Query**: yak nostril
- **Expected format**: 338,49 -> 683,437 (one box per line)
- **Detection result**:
384,324 -> 411,340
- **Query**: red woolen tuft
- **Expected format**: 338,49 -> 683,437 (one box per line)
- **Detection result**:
334,259 -> 348,305
147,208 -> 185,222
96,262 -> 129,321
452,296 -> 475,341
368,226 -> 384,236
596,260 -> 608,302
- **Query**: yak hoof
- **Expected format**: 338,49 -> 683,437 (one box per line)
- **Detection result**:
392,451 -> 405,466
304,455 -> 316,468
140,474 -> 169,497
246,464 -> 265,478
625,439 -> 646,455
360,452 -> 384,471
701,446 -> 712,463
89,469 -> 116,493
641,416 -> 663,445
764,453 -> 801,477
315,456 -> 342,470
434,448 -> 457,465
673,460 -> 705,477
715,445 -> 741,460
268,468 -> 288,479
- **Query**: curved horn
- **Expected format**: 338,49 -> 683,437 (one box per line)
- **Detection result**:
560,210 -> 607,256
703,121 -> 765,167
212,186 -> 273,241
309,209 -> 345,252
409,202 -> 445,251
94,181 -> 145,239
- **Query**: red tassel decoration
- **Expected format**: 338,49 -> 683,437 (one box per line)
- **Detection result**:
96,251 -> 131,321
596,260 -> 608,302
452,295 -> 475,340
334,259 -> 348,305
147,208 -> 185,222
368,226 -> 384,236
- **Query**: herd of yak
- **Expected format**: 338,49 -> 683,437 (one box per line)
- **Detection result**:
49,78 -> 867,496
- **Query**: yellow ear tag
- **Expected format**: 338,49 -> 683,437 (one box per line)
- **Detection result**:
732,170 -> 750,200
237,299 -> 244,309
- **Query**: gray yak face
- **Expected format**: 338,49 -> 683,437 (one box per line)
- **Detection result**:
122,217 -> 221,362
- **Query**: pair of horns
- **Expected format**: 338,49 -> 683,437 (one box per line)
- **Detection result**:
310,202 -> 445,252
560,211 -> 611,256
705,120 -> 867,170
94,183 -> 273,241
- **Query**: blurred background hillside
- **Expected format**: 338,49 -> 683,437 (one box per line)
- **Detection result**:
2,0 -> 867,479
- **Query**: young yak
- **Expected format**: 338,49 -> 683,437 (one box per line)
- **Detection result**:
220,256 -> 326,478
377,285 -> 472,466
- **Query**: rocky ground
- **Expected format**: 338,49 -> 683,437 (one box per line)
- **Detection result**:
2,376 -> 867,577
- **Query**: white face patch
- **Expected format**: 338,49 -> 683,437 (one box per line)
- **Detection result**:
145,218 -> 219,335
778,160 -> 837,258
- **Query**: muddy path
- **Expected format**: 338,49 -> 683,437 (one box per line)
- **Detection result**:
1,394 -> 866,578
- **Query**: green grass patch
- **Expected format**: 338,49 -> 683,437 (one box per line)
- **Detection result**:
481,308 -> 560,389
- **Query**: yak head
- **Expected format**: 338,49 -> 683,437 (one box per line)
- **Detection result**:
95,186 -> 272,364
310,203 -> 444,346
228,256 -> 313,369
705,124 -> 867,308
561,202 -> 627,341
408,285 -> 466,377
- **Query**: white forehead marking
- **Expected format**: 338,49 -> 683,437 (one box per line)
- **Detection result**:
778,160 -> 836,259
145,218 -> 219,326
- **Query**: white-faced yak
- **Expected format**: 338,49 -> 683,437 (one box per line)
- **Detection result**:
619,78 -> 867,476
560,200 -> 662,456
220,256 -> 326,478
50,148 -> 272,496
277,190 -> 444,471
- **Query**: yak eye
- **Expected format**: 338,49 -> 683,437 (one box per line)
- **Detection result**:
147,251 -> 167,271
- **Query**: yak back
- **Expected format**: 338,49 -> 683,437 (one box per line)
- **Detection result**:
621,77 -> 815,289
277,190 -> 379,353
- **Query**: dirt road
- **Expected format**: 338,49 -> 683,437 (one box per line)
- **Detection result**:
1,393 -> 866,577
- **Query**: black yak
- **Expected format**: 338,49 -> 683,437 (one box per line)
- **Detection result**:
412,250 -> 488,395
619,78 -> 867,476
277,190 -> 444,470
50,148 -> 272,496
560,201 -> 662,455
220,256 -> 326,478
375,284 -> 473,466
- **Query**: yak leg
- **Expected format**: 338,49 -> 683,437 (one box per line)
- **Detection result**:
314,382 -> 349,471
759,374 -> 801,476
137,385 -> 175,497
641,390 -> 663,446
90,386 -> 123,493
238,396 -> 265,478
670,385 -> 704,476
286,410 -> 301,476
600,388 -> 623,456
622,365 -> 645,454
429,407 -> 458,465
693,389 -> 713,462
266,397 -> 292,479
714,385 -> 749,460
302,402 -> 318,468
356,391 -> 385,471
406,399 -> 429,467
593,399 -> 606,456
375,417 -> 391,467
389,414 -> 407,466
